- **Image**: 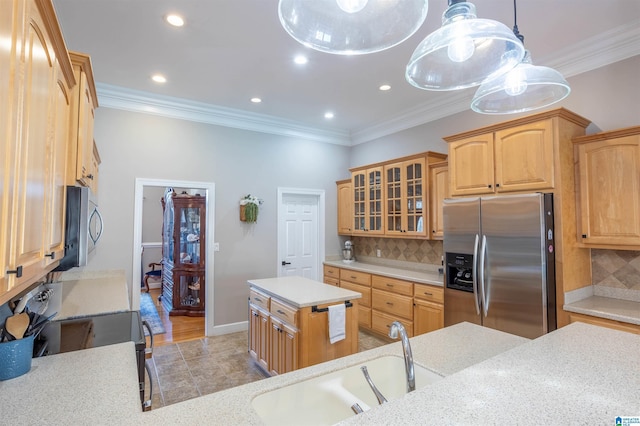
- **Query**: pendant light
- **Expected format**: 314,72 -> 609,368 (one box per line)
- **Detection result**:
278,0 -> 429,55
470,0 -> 570,114
406,0 -> 525,91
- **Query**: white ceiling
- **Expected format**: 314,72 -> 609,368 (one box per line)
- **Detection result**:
52,0 -> 640,145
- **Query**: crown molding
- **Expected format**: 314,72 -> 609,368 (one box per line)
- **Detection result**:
351,19 -> 640,145
96,83 -> 352,146
97,19 -> 639,147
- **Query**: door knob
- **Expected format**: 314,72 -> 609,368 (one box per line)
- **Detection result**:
281,261 -> 291,266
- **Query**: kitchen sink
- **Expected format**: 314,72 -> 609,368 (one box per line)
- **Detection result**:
251,355 -> 443,425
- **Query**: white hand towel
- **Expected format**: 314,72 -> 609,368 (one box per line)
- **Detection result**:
328,303 -> 346,344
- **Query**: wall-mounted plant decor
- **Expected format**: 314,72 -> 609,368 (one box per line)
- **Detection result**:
240,194 -> 263,223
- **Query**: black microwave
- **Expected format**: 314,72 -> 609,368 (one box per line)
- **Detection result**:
55,186 -> 103,271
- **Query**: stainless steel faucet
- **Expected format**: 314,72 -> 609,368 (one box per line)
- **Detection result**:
388,321 -> 415,392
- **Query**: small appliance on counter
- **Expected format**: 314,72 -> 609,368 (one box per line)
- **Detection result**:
342,240 -> 355,264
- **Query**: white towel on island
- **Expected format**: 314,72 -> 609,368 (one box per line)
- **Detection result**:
328,303 -> 346,344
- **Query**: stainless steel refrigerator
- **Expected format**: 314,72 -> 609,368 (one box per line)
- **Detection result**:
443,193 -> 556,339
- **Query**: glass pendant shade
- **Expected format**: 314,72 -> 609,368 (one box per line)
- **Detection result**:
470,51 -> 571,114
278,0 -> 429,55
406,1 -> 525,91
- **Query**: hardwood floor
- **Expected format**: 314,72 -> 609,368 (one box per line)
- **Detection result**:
147,288 -> 205,345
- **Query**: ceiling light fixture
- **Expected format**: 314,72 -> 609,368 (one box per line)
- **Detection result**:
470,0 -> 570,114
294,55 -> 308,65
151,74 -> 167,83
251,97 -> 262,103
406,0 -> 525,91
278,0 -> 429,55
379,84 -> 391,91
324,112 -> 335,119
165,14 -> 184,27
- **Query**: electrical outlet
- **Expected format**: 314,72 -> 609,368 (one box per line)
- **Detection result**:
214,242 -> 220,252
376,249 -> 381,257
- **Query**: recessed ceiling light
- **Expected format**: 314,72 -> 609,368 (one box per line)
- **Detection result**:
251,97 -> 262,103
151,74 -> 167,83
324,112 -> 334,119
165,14 -> 184,27
294,55 -> 308,65
379,84 -> 391,91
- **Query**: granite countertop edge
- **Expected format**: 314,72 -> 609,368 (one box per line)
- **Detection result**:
323,260 -> 444,286
564,296 -> 640,325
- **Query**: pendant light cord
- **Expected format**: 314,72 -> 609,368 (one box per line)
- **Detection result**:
512,0 -> 524,44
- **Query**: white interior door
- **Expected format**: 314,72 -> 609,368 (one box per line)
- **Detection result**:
277,189 -> 325,280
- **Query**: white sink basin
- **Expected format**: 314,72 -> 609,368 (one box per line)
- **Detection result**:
251,355 -> 443,425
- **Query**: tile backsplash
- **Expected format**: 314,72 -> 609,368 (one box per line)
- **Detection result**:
352,237 -> 443,266
591,249 -> 640,291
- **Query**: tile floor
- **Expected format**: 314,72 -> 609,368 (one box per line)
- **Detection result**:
147,330 -> 389,408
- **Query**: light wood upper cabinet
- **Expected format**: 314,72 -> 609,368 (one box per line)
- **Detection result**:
351,166 -> 384,235
573,127 -> 640,248
67,51 -> 98,189
446,118 -> 556,196
1,0 -> 75,305
384,158 -> 427,237
447,133 -> 495,196
336,179 -> 352,235
494,119 -> 555,192
429,161 -> 449,239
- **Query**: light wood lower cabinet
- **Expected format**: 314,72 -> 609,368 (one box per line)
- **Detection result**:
567,312 -> 640,335
249,286 -> 358,376
323,265 -> 340,286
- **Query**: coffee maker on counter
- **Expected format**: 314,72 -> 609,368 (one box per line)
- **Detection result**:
342,240 -> 355,264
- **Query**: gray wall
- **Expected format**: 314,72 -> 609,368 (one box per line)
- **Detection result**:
89,110 -> 349,324
87,55 -> 639,327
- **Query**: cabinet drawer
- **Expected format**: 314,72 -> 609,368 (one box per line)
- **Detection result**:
372,289 -> 413,320
323,265 -> 340,279
372,275 -> 413,297
270,298 -> 299,327
371,311 -> 413,338
414,284 -> 444,304
340,280 -> 371,307
249,288 -> 270,311
340,269 -> 371,286
323,277 -> 339,287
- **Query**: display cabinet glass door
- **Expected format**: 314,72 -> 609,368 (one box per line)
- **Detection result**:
177,206 -> 202,266
162,194 -> 174,264
405,161 -> 424,234
174,270 -> 205,311
367,168 -> 383,234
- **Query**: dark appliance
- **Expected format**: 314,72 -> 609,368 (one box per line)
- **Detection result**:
55,186 -> 103,271
36,310 -> 152,410
443,193 -> 556,339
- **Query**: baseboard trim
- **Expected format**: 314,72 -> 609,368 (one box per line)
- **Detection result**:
209,320 -> 248,336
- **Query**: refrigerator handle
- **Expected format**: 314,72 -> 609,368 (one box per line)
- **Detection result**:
480,235 -> 489,317
472,234 -> 480,316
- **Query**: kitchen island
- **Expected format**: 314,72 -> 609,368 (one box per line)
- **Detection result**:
247,276 -> 363,373
1,322 -> 638,424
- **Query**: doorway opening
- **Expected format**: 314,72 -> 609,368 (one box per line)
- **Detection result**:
132,178 -> 215,341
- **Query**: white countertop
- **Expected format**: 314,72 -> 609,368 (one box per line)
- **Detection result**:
2,322 -> 638,424
564,295 -> 640,325
248,276 -> 362,308
0,342 -> 141,424
50,271 -> 130,320
323,260 -> 444,286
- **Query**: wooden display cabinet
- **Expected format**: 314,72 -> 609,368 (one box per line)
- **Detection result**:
160,189 -> 206,316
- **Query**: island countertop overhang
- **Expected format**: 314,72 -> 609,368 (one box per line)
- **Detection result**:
247,276 -> 362,309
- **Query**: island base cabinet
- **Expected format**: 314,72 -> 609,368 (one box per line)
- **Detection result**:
269,317 -> 298,376
248,304 -> 270,372
249,287 -> 359,376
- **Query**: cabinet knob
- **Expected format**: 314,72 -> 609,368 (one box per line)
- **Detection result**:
488,184 -> 492,188
581,234 -> 587,238
86,174 -> 94,180
45,252 -> 55,259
